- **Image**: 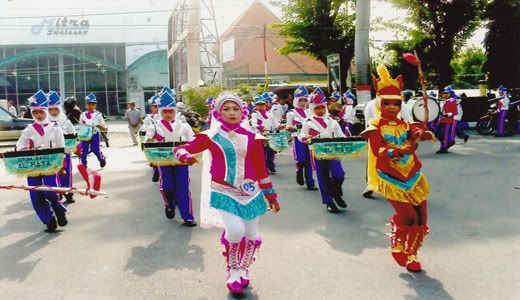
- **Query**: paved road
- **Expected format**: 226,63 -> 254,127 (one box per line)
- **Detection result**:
0,133 -> 519,300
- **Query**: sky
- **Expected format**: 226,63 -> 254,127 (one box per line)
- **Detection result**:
0,0 -> 486,63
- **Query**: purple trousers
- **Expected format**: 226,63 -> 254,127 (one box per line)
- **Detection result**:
312,158 -> 345,204
27,175 -> 67,225
58,154 -> 73,188
158,165 -> 194,220
293,139 -> 315,185
498,110 -> 508,135
81,132 -> 105,166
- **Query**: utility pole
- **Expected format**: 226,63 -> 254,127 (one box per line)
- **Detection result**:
263,23 -> 268,90
354,0 -> 371,104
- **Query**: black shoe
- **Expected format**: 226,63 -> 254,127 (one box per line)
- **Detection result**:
306,184 -> 318,190
362,188 -> 374,199
447,141 -> 455,149
165,207 -> 175,219
56,212 -> 68,227
436,149 -> 448,154
46,217 -> 58,232
183,219 -> 197,227
464,135 -> 470,143
333,197 -> 347,209
64,193 -> 75,204
296,172 -> 304,186
326,202 -> 341,213
152,171 -> 160,183
268,167 -> 277,174
100,159 -> 106,168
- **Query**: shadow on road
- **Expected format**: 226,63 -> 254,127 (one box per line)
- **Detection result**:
316,210 -> 388,256
0,231 -> 59,281
124,226 -> 205,277
0,213 -> 41,239
399,272 -> 454,300
2,199 -> 32,216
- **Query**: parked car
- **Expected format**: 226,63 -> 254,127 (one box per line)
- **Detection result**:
0,106 -> 33,141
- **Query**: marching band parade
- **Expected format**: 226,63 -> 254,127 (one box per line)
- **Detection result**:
1,64 -> 519,296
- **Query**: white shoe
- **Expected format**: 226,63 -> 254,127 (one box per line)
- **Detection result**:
362,187 -> 374,198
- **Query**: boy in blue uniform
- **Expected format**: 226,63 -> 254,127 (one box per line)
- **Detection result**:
79,93 -> 107,167
16,90 -> 68,232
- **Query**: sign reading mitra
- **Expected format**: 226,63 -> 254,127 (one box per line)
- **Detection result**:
31,17 -> 90,36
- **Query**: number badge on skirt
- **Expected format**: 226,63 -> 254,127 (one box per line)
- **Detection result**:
240,179 -> 259,196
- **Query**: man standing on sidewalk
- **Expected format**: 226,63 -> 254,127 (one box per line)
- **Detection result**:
125,101 -> 142,146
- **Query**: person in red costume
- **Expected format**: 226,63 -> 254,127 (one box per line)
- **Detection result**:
436,86 -> 459,154
361,65 -> 433,273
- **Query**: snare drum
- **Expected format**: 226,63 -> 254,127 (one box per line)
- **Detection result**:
310,137 -> 366,160
76,125 -> 95,141
64,134 -> 78,153
412,98 -> 441,122
142,142 -> 193,167
265,132 -> 291,153
1,148 -> 65,177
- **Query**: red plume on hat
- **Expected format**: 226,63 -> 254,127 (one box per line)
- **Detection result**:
402,53 -> 420,66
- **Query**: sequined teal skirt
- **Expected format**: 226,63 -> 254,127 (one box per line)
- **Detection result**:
210,182 -> 268,220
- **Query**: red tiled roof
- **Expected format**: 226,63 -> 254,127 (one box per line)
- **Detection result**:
221,1 -> 326,75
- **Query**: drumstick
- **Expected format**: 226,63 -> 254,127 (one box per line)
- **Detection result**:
414,51 -> 429,123
0,185 -> 106,196
403,52 -> 429,123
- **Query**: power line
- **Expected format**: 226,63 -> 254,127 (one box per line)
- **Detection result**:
0,3 -> 255,20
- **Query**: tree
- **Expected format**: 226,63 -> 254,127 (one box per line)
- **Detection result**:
180,86 -> 223,117
483,0 -> 520,88
388,0 -> 487,88
450,46 -> 486,88
271,0 -> 356,93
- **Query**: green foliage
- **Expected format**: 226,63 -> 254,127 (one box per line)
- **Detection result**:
483,0 -> 520,87
233,84 -> 264,100
271,0 -> 356,91
450,46 -> 486,88
179,86 -> 223,117
387,0 -> 487,88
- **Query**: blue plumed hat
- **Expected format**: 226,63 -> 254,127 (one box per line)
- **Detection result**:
443,85 -> 459,99
344,90 -> 356,101
330,91 -> 341,100
313,87 -> 326,98
160,86 -> 175,96
148,94 -> 160,106
85,93 -> 97,103
206,96 -> 214,106
158,92 -> 176,110
28,90 -> 49,110
498,85 -> 507,93
47,91 -> 61,107
310,92 -> 327,106
253,94 -> 266,105
261,92 -> 273,103
294,85 -> 309,99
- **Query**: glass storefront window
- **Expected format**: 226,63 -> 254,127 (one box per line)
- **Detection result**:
0,45 -> 127,115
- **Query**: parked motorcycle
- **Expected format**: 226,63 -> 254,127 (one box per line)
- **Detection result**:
477,102 -> 520,135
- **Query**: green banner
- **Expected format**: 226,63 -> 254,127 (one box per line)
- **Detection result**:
3,152 -> 65,177
144,146 -> 184,166
77,125 -> 94,141
64,138 -> 78,153
266,132 -> 290,153
312,141 -> 366,160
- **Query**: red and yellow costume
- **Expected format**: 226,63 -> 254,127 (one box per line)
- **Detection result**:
361,66 -> 431,272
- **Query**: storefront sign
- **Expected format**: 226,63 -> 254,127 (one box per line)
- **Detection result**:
31,17 -> 90,36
